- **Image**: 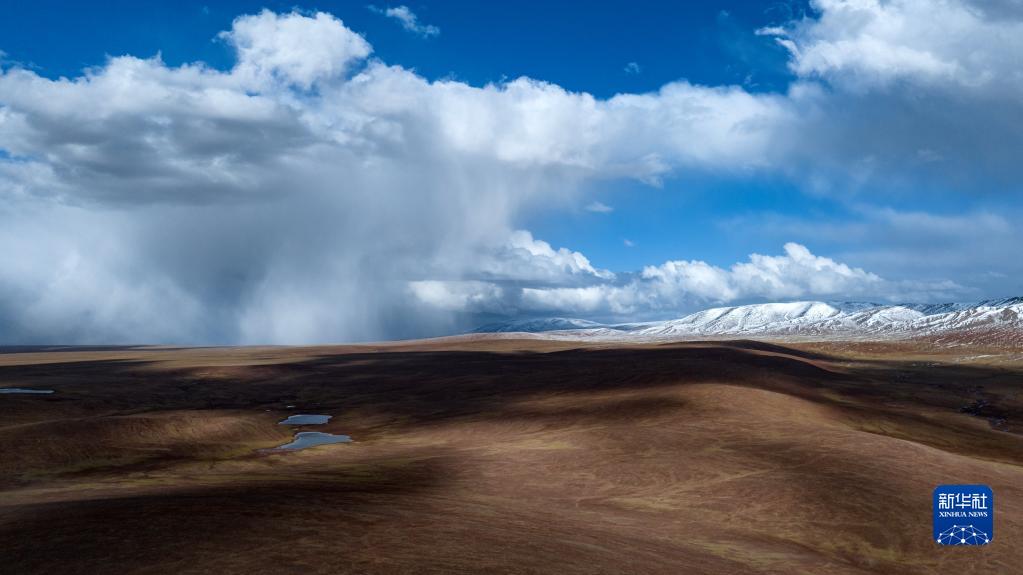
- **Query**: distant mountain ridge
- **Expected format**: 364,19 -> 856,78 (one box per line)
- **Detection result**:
472,298 -> 1023,344
471,318 -> 608,333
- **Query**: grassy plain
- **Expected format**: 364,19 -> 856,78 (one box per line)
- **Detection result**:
1,338 -> 1021,574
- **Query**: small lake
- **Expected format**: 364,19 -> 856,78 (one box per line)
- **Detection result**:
278,414 -> 332,425
0,388 -> 55,394
272,432 -> 352,451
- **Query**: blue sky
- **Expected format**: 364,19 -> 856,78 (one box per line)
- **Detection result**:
1,0 -> 1022,343
0,1 -> 801,94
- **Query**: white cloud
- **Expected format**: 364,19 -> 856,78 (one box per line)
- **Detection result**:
224,10 -> 371,88
585,201 -> 613,213
521,285 -> 616,314
641,242 -> 884,302
370,5 -> 440,37
409,242 -> 950,319
408,280 -> 506,313
624,62 -> 641,74
444,230 -> 616,287
504,230 -> 614,280
755,26 -> 787,37
770,0 -> 1023,90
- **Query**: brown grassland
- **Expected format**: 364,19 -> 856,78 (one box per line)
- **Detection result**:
1,337 -> 1021,574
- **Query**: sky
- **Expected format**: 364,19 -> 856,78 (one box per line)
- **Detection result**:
1,0 -> 1022,344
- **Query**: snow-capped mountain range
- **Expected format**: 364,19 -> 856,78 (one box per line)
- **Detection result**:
472,298 -> 1023,344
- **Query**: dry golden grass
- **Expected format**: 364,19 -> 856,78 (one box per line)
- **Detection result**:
0,338 -> 1021,574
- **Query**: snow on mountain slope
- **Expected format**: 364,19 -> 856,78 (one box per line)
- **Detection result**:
636,302 -> 845,336
472,318 -> 606,333
472,299 -> 1023,344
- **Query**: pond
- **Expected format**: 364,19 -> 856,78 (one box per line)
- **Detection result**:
278,414 -> 332,425
271,432 -> 352,451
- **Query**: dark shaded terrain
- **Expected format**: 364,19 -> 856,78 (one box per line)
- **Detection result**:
1,338 -> 1021,574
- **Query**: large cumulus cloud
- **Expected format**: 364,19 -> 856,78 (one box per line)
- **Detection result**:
0,3 -> 1017,343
